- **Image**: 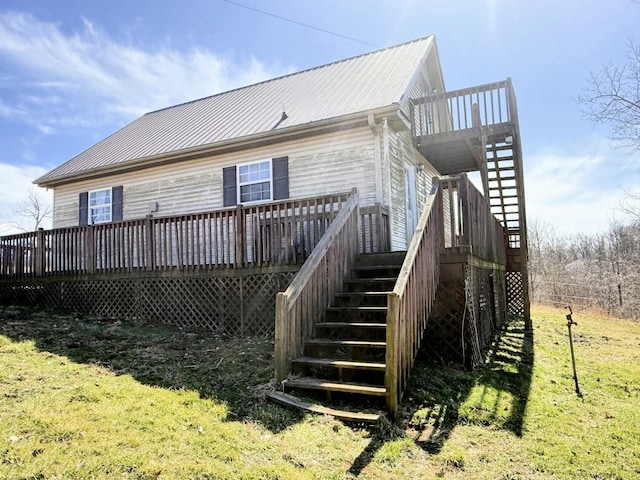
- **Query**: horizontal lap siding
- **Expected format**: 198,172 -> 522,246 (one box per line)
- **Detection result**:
388,129 -> 439,251
53,128 -> 376,228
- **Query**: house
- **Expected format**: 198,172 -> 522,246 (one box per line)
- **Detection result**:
34,36 -> 446,249
1,35 -> 528,418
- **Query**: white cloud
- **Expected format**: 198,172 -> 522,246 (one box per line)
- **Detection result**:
0,11 -> 291,235
524,147 -> 638,234
0,162 -> 52,235
0,11 -> 291,132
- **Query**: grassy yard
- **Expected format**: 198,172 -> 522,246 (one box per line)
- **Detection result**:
1,304 -> 639,479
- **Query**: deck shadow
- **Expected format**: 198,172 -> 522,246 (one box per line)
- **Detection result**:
347,315 -> 534,476
0,305 -> 534,469
0,305 -> 303,431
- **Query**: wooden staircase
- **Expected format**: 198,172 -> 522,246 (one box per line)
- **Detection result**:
268,251 -> 406,422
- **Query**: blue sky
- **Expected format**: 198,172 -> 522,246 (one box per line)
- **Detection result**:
1,0 -> 639,235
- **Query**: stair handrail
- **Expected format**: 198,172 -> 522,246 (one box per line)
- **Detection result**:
385,182 -> 444,416
275,188 -> 360,381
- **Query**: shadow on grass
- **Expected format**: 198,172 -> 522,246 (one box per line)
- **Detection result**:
0,305 -> 535,473
0,305 -> 303,433
347,314 -> 534,476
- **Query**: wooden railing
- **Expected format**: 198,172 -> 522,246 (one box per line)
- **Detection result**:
385,184 -> 444,415
1,192 -> 389,279
274,189 -> 360,381
411,79 -> 515,137
440,175 -> 506,265
359,203 -> 390,254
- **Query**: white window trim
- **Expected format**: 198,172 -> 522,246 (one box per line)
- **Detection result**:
236,158 -> 273,205
88,187 -> 113,224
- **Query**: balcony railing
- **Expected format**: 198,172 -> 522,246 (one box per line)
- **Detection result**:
411,79 -> 517,137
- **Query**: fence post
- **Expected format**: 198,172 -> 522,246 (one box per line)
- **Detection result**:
85,225 -> 96,274
235,205 -> 244,267
385,292 -> 400,418
35,228 -> 45,276
274,292 -> 290,381
457,175 -> 471,247
374,202 -> 384,253
144,216 -> 154,271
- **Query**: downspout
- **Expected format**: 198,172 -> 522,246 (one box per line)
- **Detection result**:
382,117 -> 390,209
368,114 -> 384,204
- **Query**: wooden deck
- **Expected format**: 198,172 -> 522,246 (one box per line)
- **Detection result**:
0,192 -> 389,280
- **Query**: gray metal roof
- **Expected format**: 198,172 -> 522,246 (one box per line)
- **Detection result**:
36,36 -> 436,186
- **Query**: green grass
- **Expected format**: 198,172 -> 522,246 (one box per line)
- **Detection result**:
1,304 -> 639,479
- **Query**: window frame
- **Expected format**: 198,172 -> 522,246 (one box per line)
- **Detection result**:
88,187 -> 113,224
236,158 -> 273,205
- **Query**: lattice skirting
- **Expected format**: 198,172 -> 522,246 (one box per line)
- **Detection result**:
424,264 -> 506,368
0,270 -> 297,336
506,271 -> 525,316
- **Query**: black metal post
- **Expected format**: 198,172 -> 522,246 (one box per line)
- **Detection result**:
566,306 -> 581,397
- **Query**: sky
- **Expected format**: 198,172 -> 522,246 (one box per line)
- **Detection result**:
0,0 -> 639,236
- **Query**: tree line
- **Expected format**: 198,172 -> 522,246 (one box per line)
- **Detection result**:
528,214 -> 640,319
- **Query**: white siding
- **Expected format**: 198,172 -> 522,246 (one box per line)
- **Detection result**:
386,128 -> 440,251
53,127 -> 377,228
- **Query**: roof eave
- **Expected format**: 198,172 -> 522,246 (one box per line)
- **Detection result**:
35,104 -> 401,188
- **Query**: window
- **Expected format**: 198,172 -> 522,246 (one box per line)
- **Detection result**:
223,156 -> 289,207
89,188 -> 112,224
79,186 -> 123,226
238,159 -> 272,203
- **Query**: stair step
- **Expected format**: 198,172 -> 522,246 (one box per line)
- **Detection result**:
353,264 -> 402,271
345,277 -> 397,285
327,306 -> 387,313
355,251 -> 406,267
335,292 -> 390,297
306,339 -> 386,348
316,322 -> 386,329
266,391 -> 384,424
291,357 -> 386,371
333,291 -> 389,307
284,377 -> 387,396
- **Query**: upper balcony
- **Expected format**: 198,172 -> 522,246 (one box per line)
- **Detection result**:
410,78 -> 520,176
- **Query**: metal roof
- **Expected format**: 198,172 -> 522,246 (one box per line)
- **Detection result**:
36,35 -> 436,186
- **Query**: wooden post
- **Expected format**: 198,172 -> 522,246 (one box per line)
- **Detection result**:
385,292 -> 400,418
144,216 -> 155,271
235,205 -> 244,267
458,175 -> 471,247
274,292 -> 290,381
85,225 -> 96,274
35,228 -> 45,276
374,202 -> 383,253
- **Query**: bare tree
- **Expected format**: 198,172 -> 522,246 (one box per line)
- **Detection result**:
620,189 -> 640,224
578,40 -> 640,151
11,189 -> 52,232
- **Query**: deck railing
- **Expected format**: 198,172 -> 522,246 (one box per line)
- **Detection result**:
411,79 -> 515,137
275,189 -> 360,381
385,184 -> 444,415
440,175 -> 507,265
1,192 -> 389,279
359,203 -> 390,254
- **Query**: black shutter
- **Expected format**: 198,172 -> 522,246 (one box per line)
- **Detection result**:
79,192 -> 88,226
272,156 -> 289,200
112,186 -> 123,221
223,166 -> 237,206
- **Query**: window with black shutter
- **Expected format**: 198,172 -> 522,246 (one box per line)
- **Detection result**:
78,186 -> 123,225
223,156 -> 288,206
